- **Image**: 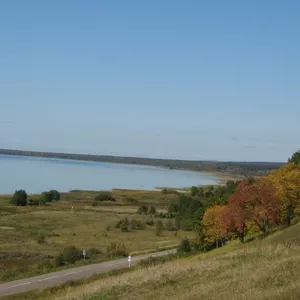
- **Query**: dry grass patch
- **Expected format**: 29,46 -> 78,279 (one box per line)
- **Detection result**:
34,224 -> 300,300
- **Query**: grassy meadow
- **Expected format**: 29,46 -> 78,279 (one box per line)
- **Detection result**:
0,189 -> 195,282
8,221 -> 299,300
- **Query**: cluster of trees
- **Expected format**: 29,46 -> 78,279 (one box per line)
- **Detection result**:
115,217 -> 146,232
11,189 -> 60,206
137,205 -> 156,215
168,181 -> 240,233
201,151 -> 300,247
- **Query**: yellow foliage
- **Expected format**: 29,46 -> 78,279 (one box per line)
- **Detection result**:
266,162 -> 300,221
246,220 -> 260,235
202,205 -> 227,244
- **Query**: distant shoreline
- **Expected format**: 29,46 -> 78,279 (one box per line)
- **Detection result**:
0,148 -> 283,178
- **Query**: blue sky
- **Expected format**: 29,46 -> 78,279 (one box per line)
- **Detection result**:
0,0 -> 299,162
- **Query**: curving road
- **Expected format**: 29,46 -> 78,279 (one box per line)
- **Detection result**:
0,249 -> 176,297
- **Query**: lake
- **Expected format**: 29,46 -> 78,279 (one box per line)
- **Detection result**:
0,154 -> 219,194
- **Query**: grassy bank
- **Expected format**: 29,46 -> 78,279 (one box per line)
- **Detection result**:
5,223 -> 300,300
8,222 -> 298,300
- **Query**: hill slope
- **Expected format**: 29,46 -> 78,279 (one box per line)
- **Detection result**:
10,222 -> 300,300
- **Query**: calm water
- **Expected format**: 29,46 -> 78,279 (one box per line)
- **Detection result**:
0,155 -> 219,194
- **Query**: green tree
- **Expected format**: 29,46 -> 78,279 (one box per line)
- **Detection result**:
191,186 -> 198,196
289,150 -> 300,165
11,190 -> 27,206
49,190 -> 60,201
41,191 -> 53,203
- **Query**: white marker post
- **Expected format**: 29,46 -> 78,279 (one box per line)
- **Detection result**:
128,255 -> 131,268
83,249 -> 86,262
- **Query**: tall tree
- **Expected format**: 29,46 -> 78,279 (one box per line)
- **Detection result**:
288,150 -> 300,165
202,205 -> 228,247
246,178 -> 280,235
267,162 -> 300,226
227,179 -> 250,243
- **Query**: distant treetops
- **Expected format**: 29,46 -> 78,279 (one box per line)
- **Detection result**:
201,150 -> 300,246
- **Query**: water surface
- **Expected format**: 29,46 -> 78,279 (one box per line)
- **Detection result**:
0,155 -> 219,194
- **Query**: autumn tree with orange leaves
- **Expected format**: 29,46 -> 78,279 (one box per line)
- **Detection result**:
225,178 -> 280,241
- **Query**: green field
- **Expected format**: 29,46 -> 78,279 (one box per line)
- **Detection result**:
0,189 -> 195,282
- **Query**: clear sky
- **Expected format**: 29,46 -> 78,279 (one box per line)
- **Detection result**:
0,0 -> 299,162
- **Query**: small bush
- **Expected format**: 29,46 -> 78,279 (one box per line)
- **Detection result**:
146,220 -> 154,226
95,191 -> 115,202
178,238 -> 191,253
120,222 -> 129,232
137,205 -> 148,215
36,233 -> 46,244
149,206 -> 156,215
28,199 -> 39,206
123,197 -> 138,204
38,198 -> 46,205
86,248 -> 102,258
58,246 -> 82,265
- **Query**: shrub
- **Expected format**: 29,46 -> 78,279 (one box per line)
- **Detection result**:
11,190 -> 27,206
137,205 -> 148,215
61,246 -> 82,264
106,242 -> 128,257
86,248 -> 102,258
115,217 -> 130,231
41,191 -> 53,203
149,206 -> 156,215
197,187 -> 204,197
95,192 -> 115,202
49,190 -> 60,201
178,238 -> 191,253
36,233 -> 46,244
123,197 -> 138,204
120,222 -> 129,232
28,199 -> 39,206
38,198 -> 46,205
155,220 -> 164,236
